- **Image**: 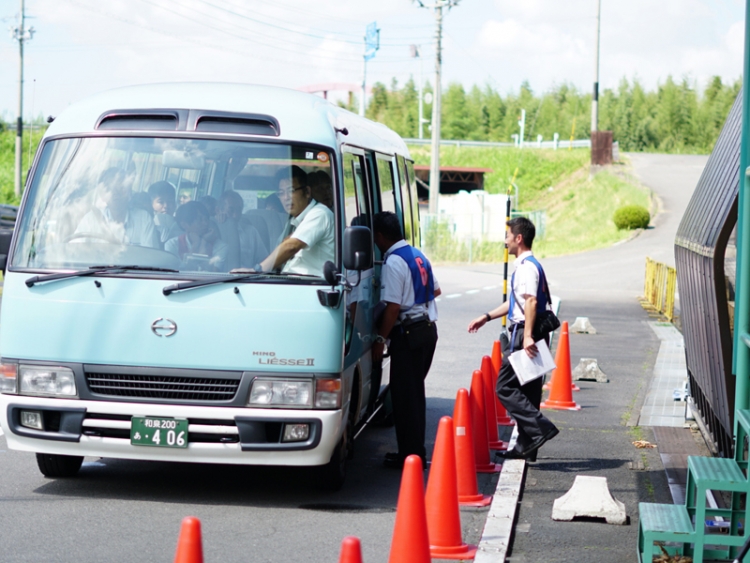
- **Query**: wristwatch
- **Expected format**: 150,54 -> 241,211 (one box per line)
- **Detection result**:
374,335 -> 387,344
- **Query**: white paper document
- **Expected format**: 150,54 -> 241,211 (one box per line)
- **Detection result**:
508,339 -> 557,385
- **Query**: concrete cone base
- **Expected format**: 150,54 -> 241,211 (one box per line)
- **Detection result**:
551,475 -> 627,525
570,316 -> 597,333
572,358 -> 609,382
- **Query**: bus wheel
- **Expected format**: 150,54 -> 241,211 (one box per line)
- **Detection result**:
36,453 -> 84,478
317,435 -> 347,491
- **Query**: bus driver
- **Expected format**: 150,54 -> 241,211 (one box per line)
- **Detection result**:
257,166 -> 334,276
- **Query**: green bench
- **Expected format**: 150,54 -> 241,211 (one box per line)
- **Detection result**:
636,408 -> 750,562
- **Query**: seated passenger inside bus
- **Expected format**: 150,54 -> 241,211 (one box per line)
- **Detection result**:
214,190 -> 267,271
75,167 -> 159,248
148,181 -> 182,245
165,201 -> 228,271
308,170 -> 334,209
258,165 -> 334,276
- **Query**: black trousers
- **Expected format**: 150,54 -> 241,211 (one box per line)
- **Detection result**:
388,322 -> 438,459
496,325 -> 558,451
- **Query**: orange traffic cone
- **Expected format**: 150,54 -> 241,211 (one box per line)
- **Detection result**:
388,455 -> 431,563
491,340 -> 514,426
469,370 -> 501,473
174,517 -> 203,563
481,355 -> 508,451
543,333 -> 579,392
339,536 -> 363,563
541,321 -> 581,410
425,417 -> 478,560
452,388 -> 492,507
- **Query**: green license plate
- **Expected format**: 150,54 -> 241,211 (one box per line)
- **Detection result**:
130,417 -> 188,448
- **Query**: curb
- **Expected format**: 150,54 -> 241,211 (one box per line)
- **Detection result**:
475,459 -> 526,562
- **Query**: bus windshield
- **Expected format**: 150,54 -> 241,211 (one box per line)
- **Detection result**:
12,137 -> 335,278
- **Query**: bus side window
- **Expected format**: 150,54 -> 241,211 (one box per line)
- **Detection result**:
375,155 -> 398,218
343,152 -> 371,230
405,159 -> 421,248
396,155 -> 414,245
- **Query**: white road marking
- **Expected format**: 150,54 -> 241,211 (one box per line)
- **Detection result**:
466,289 -> 480,295
0,427 -> 4,437
435,298 -> 442,302
483,285 -> 498,290
445,293 -> 462,299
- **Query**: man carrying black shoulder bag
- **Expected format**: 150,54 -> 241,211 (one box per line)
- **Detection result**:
467,217 -> 559,461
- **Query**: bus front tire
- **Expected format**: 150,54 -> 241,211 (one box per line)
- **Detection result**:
317,436 -> 347,491
36,453 -> 84,478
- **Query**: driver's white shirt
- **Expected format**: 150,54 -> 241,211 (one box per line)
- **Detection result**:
281,199 -> 334,276
76,200 -> 158,248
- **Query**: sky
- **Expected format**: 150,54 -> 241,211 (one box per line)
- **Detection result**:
0,0 -> 745,121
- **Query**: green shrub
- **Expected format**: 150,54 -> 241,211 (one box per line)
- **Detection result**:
613,205 -> 650,230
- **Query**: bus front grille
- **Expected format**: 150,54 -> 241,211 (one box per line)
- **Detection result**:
85,373 -> 240,402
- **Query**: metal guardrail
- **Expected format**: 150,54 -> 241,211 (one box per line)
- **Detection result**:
403,138 -> 593,150
642,257 -> 677,322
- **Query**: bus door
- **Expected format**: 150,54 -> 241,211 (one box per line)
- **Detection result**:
342,149 -> 379,413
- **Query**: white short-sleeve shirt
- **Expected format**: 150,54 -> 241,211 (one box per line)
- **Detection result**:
381,240 -> 440,323
282,199 -> 335,276
509,250 -> 542,323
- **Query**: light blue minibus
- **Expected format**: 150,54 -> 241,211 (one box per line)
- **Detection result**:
0,83 -> 422,489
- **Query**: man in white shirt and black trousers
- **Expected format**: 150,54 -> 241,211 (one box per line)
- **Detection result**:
372,211 -> 441,469
468,217 -> 559,461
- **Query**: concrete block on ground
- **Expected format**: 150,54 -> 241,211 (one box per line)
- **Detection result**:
551,475 -> 626,525
572,358 -> 609,383
570,316 -> 597,334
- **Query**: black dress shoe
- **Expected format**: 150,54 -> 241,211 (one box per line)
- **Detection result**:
498,427 -> 559,460
525,426 -> 559,454
497,447 -> 528,459
383,453 -> 428,468
383,455 -> 404,468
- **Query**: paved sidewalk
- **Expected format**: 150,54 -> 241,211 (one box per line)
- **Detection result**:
468,154 -> 709,562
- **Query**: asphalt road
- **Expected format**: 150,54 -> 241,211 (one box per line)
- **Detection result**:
0,153 -> 708,563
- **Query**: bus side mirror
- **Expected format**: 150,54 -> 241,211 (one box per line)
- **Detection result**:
343,226 -> 373,271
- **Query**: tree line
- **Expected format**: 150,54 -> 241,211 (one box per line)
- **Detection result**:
347,75 -> 741,154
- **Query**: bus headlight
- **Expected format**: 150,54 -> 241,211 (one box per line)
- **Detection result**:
0,363 -> 17,394
248,379 -> 312,407
315,378 -> 341,409
19,366 -> 77,397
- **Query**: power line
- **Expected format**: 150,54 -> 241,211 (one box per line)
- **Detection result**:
229,0 -> 435,31
192,0 -> 433,46
65,0 -> 349,69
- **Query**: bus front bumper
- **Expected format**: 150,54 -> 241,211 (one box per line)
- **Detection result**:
0,395 -> 343,466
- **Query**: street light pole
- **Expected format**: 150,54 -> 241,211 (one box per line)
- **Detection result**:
427,2 -> 443,216
591,0 -> 601,133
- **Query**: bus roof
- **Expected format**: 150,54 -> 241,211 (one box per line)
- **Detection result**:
45,82 -> 410,158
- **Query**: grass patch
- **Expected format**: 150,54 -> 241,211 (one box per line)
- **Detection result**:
531,164 -> 652,258
408,145 -> 590,207
409,144 -> 651,260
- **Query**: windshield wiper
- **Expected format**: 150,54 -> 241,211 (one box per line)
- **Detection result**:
25,265 -> 179,288
162,272 -> 266,296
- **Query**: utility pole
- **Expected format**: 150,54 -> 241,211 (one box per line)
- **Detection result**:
418,0 -> 459,217
10,0 -> 34,198
591,0 -> 601,133
360,22 -> 379,117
